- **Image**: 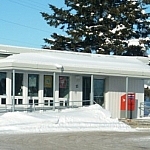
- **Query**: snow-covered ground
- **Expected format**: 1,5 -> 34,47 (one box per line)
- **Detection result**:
0,104 -> 140,134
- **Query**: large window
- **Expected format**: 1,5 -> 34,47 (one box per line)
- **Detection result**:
12,73 -> 23,96
44,75 -> 53,97
59,76 -> 69,98
28,74 -> 39,96
0,72 -> 6,95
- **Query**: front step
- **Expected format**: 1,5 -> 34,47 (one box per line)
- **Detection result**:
120,119 -> 150,128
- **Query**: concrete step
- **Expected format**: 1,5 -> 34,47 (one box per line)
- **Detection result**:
120,118 -> 150,128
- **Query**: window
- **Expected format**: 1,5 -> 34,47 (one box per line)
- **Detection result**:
44,75 -> 53,97
60,101 -> 64,106
44,100 -> 48,106
0,72 -> 6,95
28,74 -> 39,96
29,99 -> 33,104
18,99 -> 23,104
1,98 -> 6,104
82,77 -> 91,106
15,99 -> 17,105
59,76 -> 69,98
50,100 -> 53,106
94,79 -> 105,106
34,99 -> 38,105
12,73 -> 23,96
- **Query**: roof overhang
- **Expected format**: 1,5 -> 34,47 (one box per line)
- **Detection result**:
0,46 -> 150,79
0,45 -> 150,79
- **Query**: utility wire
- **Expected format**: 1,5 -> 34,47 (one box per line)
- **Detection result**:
0,18 -> 52,33
8,0 -> 42,11
19,0 -> 50,11
0,0 -> 65,48
8,0 -> 50,12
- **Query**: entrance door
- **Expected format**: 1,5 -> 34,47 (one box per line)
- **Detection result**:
94,79 -> 105,107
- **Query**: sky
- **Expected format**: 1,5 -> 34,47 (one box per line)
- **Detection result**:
0,1 -> 150,51
0,104 -> 141,134
0,0 -> 66,49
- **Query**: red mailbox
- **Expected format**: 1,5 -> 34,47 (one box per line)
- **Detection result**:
120,93 -> 135,111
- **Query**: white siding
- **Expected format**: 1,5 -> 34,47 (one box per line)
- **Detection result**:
105,76 -> 144,118
6,72 -> 11,104
23,72 -> 28,104
70,75 -> 82,106
128,78 -> 144,117
38,74 -> 43,105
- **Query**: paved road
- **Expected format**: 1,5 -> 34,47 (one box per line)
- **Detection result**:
0,131 -> 150,150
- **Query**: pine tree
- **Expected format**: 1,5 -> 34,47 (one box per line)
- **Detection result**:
41,0 -> 150,56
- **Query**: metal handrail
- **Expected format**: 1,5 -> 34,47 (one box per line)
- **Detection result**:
139,102 -> 150,117
0,99 -> 95,113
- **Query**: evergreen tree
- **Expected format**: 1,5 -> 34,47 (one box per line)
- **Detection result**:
41,0 -> 150,56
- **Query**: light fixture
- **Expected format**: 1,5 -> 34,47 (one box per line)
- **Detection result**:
55,64 -> 64,72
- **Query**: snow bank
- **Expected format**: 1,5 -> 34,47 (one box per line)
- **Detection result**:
0,104 -> 134,134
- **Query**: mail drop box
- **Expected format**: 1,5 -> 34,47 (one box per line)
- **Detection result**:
120,93 -> 135,111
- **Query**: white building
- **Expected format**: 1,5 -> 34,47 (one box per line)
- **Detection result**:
0,44 -> 150,119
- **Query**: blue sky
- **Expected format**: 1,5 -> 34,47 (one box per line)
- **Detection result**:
0,0 -> 65,48
0,0 -> 150,51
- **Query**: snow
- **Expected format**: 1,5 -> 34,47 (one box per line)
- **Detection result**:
0,104 -> 135,134
128,39 -> 141,46
107,14 -> 111,19
99,18 -> 103,21
110,24 -> 126,34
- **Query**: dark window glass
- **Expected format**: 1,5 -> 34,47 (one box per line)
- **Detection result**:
0,72 -> 6,95
15,73 -> 23,96
1,98 -> 6,104
94,79 -> 105,106
29,99 -> 33,104
28,74 -> 39,96
44,100 -> 48,106
50,100 -> 53,106
60,101 -> 64,106
15,99 -> 17,105
59,76 -> 69,98
44,75 -> 53,97
82,77 -> 91,106
34,99 -> 38,105
18,99 -> 23,104
12,73 -> 23,96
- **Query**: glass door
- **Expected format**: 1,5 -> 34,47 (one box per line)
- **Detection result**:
59,76 -> 69,106
94,79 -> 105,107
82,77 -> 91,106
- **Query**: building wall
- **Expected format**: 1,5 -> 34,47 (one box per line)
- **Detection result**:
105,76 -> 144,118
70,75 -> 82,106
0,70 -> 145,119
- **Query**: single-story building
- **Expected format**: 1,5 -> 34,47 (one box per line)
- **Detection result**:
0,44 -> 150,118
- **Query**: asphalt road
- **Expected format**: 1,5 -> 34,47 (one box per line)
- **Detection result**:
0,131 -> 150,150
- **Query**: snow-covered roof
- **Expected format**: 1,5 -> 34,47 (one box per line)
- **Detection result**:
0,45 -> 150,78
0,52 -> 147,77
0,44 -> 41,54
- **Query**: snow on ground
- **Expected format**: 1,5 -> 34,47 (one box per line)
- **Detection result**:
0,104 -> 135,134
